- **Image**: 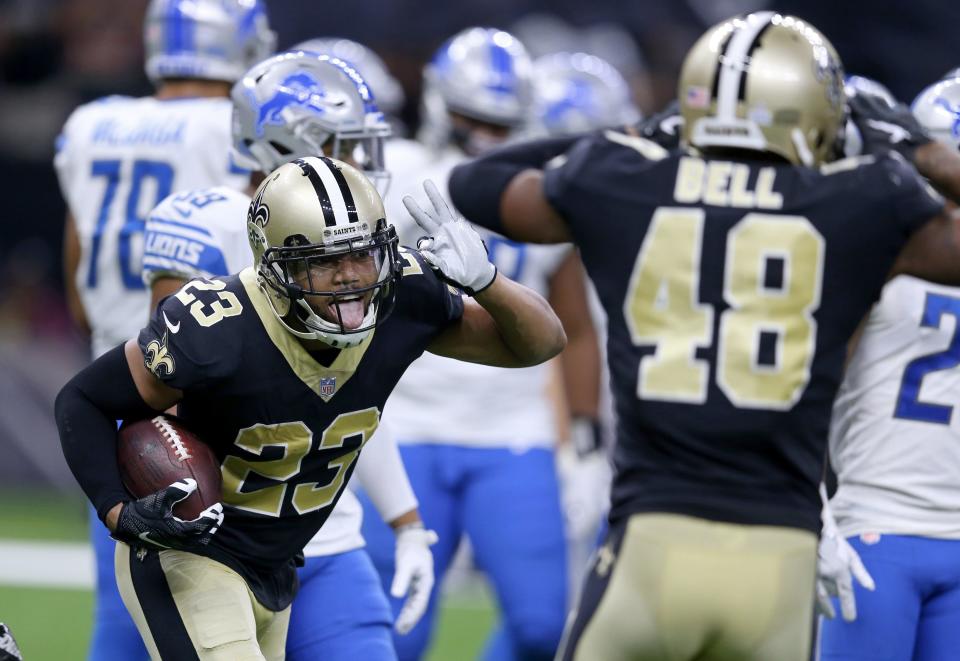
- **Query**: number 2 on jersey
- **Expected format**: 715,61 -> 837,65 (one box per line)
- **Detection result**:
221,409 -> 380,516
88,158 -> 173,290
894,292 -> 960,424
624,208 -> 824,410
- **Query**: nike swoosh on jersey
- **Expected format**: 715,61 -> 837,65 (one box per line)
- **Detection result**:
138,532 -> 172,549
163,311 -> 181,334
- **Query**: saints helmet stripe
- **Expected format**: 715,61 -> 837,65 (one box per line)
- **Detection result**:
715,12 -> 776,121
709,29 -> 737,102
318,156 -> 359,223
739,21 -> 774,101
309,158 -> 351,226
293,158 -> 337,227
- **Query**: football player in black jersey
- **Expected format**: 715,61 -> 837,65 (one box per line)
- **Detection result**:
448,12 -> 960,661
55,156 -> 566,660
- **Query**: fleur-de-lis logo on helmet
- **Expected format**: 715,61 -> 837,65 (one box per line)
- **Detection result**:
247,178 -> 271,228
144,331 -> 175,378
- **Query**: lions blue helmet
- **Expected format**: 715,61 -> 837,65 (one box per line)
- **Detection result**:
532,52 -> 640,136
293,38 -> 405,117
419,27 -> 533,149
913,76 -> 960,151
144,0 -> 276,83
231,51 -> 392,192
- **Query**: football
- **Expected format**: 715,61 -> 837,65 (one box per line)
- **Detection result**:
117,415 -> 221,520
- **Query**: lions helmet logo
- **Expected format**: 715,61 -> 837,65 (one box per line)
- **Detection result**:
251,72 -> 332,137
933,97 -> 960,138
144,331 -> 176,378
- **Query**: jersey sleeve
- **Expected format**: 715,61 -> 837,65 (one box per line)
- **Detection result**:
542,131 -> 665,233
142,189 -> 239,284
396,247 -> 464,330
877,152 -> 946,236
137,279 -> 242,390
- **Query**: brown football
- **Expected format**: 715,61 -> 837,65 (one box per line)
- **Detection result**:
117,415 -> 221,520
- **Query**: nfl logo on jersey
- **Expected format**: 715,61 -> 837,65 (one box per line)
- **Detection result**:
320,377 -> 336,396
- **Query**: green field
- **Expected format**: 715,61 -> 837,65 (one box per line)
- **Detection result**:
0,491 -> 495,660
0,585 -> 495,661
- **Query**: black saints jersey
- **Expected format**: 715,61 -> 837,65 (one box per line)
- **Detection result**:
543,131 -> 945,534
137,250 -> 462,610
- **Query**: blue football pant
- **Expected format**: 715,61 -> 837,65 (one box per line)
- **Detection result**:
88,506 -> 149,661
286,549 -> 395,661
819,534 -> 960,661
360,444 -> 568,661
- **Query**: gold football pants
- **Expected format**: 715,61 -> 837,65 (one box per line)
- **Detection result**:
557,513 -> 818,661
115,542 -> 290,660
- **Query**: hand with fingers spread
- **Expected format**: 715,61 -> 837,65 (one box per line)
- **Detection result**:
390,523 -> 439,635
112,478 -> 224,551
403,179 -> 497,296
816,484 -> 875,621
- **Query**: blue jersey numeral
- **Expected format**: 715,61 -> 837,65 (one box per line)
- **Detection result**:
88,158 -> 174,290
893,292 -> 960,424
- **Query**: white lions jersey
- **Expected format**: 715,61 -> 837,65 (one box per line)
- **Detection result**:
830,275 -> 960,538
143,186 -> 368,557
54,96 -> 247,358
383,139 -> 570,448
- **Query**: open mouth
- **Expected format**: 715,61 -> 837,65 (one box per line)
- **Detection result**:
332,295 -> 366,330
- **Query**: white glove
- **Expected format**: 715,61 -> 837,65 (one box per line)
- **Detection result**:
390,523 -> 439,635
816,484 -> 875,621
556,440 -> 611,542
403,179 -> 497,295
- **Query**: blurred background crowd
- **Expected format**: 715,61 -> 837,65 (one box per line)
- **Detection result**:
0,0 -> 957,508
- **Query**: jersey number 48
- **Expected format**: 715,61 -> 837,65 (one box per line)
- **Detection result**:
624,207 -> 825,411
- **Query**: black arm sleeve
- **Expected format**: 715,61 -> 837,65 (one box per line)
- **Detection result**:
448,134 -> 584,233
54,344 -> 163,522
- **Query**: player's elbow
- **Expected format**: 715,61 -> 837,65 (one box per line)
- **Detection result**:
523,316 -> 567,367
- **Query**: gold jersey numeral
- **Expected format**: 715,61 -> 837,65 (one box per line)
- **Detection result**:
623,208 -> 824,410
221,408 -> 380,517
175,279 -> 243,327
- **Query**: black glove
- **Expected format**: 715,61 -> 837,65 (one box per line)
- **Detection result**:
113,478 -> 224,551
635,100 -> 683,149
0,624 -> 21,661
847,90 -> 933,162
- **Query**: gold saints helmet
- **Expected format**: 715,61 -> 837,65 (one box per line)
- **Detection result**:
678,12 -> 845,167
246,156 -> 402,348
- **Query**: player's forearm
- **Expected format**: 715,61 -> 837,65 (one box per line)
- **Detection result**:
473,274 -> 567,367
54,345 -> 159,521
914,141 -> 960,205
448,136 -> 577,235
560,328 -> 601,419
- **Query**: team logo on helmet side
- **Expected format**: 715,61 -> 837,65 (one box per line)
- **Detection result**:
247,178 -> 272,228
933,97 -> 960,137
252,72 -> 331,137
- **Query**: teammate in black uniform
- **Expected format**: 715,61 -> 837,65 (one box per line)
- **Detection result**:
55,156 -> 566,660
448,12 -> 960,661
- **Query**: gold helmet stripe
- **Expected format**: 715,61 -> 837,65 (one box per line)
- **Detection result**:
715,12 -> 776,121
